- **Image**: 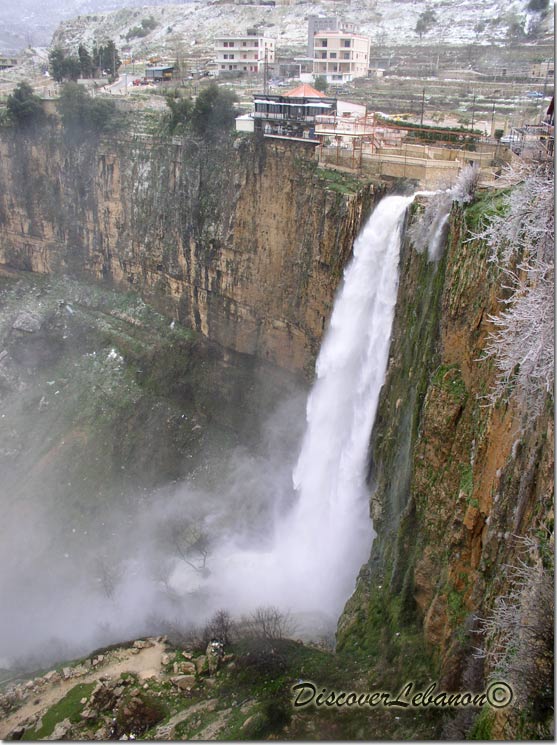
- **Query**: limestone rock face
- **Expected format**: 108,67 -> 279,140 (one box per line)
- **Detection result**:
337,200 -> 554,735
0,132 -> 379,377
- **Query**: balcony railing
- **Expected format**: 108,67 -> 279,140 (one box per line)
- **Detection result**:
254,111 -> 317,123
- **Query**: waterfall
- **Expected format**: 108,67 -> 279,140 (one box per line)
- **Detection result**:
205,194 -> 416,623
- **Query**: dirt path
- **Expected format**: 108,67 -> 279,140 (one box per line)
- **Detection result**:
0,639 -> 166,739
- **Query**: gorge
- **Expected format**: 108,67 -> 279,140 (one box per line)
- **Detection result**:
0,126 -> 553,740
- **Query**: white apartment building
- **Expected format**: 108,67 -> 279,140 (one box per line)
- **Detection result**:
312,31 -> 369,84
215,32 -> 276,75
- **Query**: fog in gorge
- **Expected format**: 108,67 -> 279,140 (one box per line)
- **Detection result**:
0,368 -> 308,670
0,194 -> 414,672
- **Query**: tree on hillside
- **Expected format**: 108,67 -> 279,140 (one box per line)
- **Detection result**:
165,92 -> 193,134
6,82 -> 45,128
57,82 -> 118,134
528,0 -> 549,12
78,44 -> 94,78
415,8 -> 437,39
94,39 -> 121,78
48,48 -> 81,82
313,75 -> 328,93
64,55 -> 82,81
48,48 -> 66,82
191,83 -> 237,139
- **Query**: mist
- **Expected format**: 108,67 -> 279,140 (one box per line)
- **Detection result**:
0,383 -> 308,670
0,195 -> 412,672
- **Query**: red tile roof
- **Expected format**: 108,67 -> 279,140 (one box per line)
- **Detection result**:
284,83 -> 326,98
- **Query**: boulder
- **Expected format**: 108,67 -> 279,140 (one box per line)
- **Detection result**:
45,717 -> 73,740
161,653 -> 171,666
12,312 -> 41,333
133,640 -> 153,649
171,675 -> 196,691
178,661 -> 196,675
195,655 -> 208,675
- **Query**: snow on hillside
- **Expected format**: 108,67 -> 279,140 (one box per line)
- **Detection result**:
50,0 -> 553,58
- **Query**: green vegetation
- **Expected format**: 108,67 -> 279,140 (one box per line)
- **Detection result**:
415,8 -> 437,39
459,464 -> 474,499
57,83 -> 119,134
6,82 -> 45,129
22,683 -> 95,739
431,364 -> 467,399
316,166 -> 363,195
126,16 -> 158,40
49,41 -> 120,81
468,707 -> 495,739
313,75 -> 328,93
49,48 -> 81,82
376,114 -> 482,146
164,83 -> 237,139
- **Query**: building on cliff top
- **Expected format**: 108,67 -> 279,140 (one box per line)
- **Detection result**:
312,30 -> 370,84
307,15 -> 357,57
215,29 -> 276,75
236,83 -> 337,142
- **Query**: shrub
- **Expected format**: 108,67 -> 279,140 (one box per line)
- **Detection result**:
6,82 -> 45,129
57,82 -> 118,135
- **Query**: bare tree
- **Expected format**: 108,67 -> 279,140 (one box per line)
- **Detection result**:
475,164 -> 554,423
244,606 -> 294,641
474,534 -> 553,709
95,555 -> 124,600
164,518 -> 211,575
205,609 -> 234,645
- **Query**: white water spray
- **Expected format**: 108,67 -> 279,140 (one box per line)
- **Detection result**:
203,194 -> 416,623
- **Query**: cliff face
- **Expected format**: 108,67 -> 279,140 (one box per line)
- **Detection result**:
338,194 -> 554,738
0,130 -> 378,377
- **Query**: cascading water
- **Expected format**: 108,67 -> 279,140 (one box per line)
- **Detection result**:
204,194 -> 416,623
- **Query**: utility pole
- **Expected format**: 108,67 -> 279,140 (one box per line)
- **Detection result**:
490,101 -> 496,137
420,87 -> 425,127
263,46 -> 269,93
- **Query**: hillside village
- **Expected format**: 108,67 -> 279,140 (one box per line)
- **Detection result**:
0,1 -> 554,190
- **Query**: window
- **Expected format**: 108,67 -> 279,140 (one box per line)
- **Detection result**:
320,39 -> 328,47
342,52 -> 350,59
342,39 -> 351,47
242,41 -> 246,46
330,52 -> 337,59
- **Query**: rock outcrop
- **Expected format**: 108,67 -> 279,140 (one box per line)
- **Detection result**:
0,129 -> 380,377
